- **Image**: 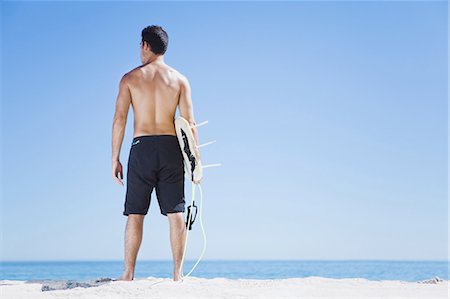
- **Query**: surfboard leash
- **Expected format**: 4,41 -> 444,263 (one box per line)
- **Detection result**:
179,180 -> 206,280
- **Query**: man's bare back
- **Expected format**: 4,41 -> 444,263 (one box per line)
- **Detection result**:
126,62 -> 183,137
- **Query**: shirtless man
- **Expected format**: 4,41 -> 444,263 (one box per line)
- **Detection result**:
111,25 -> 201,282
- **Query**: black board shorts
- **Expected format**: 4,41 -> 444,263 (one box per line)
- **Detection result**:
123,135 -> 185,216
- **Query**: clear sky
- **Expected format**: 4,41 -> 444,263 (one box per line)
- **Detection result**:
1,1 -> 447,262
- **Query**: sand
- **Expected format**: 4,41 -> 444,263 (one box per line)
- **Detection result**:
1,276 -> 448,298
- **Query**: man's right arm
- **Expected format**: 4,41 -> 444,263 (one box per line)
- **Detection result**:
111,73 -> 131,186
178,75 -> 200,151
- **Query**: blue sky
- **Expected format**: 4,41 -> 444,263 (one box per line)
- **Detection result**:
1,1 -> 447,262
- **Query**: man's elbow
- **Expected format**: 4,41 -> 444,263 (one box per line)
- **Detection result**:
181,114 -> 195,125
113,114 -> 127,126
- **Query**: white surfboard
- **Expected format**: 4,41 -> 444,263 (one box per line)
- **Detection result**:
174,117 -> 203,182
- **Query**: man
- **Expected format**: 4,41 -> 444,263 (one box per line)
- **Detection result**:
111,25 -> 201,282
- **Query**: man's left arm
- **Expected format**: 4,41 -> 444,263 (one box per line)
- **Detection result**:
111,74 -> 131,186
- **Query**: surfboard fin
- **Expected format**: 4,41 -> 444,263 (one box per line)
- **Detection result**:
202,163 -> 222,169
190,120 -> 208,129
197,140 -> 217,148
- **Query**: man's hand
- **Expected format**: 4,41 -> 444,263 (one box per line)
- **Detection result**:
193,148 -> 202,184
194,146 -> 201,161
112,160 -> 124,186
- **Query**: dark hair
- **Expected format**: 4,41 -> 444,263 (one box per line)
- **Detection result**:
141,25 -> 169,55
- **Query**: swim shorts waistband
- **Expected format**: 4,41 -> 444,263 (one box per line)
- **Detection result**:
132,134 -> 177,142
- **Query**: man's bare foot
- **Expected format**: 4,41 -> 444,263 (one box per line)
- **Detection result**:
173,272 -> 183,282
114,273 -> 134,281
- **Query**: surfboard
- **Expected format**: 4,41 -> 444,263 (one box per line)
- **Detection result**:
174,116 -> 203,182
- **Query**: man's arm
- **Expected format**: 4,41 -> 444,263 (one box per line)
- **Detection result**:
178,75 -> 200,148
111,74 -> 131,185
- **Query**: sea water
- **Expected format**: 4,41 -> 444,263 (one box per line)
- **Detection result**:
0,260 -> 448,282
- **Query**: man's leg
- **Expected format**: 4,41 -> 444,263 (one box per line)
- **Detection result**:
167,212 -> 186,281
117,214 -> 145,281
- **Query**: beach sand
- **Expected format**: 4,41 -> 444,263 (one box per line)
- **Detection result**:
1,276 -> 448,298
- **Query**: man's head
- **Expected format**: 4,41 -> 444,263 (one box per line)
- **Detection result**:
140,25 -> 169,64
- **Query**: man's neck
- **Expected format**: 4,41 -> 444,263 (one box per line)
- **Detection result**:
144,55 -> 165,65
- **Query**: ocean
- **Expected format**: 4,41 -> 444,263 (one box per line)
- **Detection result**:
0,260 -> 447,282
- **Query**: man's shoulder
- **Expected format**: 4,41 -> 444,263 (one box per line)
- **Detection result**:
172,69 -> 189,85
162,66 -> 189,88
165,65 -> 186,79
124,67 -> 141,79
120,67 -> 142,85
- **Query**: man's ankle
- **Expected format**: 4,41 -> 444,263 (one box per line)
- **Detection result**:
123,269 -> 134,277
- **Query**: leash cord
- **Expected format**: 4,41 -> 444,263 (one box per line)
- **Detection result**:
179,181 -> 206,280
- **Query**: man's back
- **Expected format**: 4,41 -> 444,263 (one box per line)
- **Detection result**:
126,62 -> 183,137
